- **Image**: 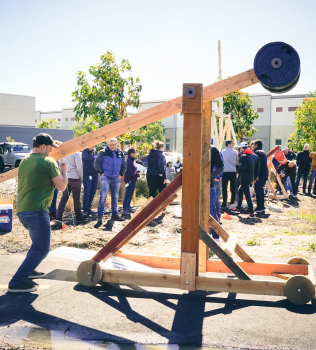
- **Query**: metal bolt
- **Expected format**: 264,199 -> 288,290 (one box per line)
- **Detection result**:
62,151 -> 65,154
186,282 -> 189,285
298,289 -> 301,292
103,136 -> 106,139
87,272 -> 90,275
185,87 -> 196,98
81,143 -> 85,146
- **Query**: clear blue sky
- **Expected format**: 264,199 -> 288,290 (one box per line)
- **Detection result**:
0,0 -> 315,111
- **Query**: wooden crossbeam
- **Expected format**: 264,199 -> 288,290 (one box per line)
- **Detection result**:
209,215 -> 254,263
268,157 -> 288,197
91,173 -> 183,263
101,269 -> 286,296
199,225 -> 251,280
271,272 -> 293,280
0,69 -> 259,184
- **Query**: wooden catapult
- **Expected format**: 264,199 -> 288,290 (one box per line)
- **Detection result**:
0,50 -> 314,306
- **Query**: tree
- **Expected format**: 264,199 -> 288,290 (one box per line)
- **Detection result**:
6,136 -> 15,142
289,90 -> 316,151
37,119 -> 60,129
220,90 -> 259,142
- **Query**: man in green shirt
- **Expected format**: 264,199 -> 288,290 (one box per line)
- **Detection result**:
8,133 -> 68,292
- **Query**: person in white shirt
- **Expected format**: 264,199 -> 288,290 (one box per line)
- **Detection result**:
56,152 -> 86,224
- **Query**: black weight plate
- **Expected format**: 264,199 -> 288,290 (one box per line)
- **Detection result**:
264,72 -> 300,94
254,42 -> 300,91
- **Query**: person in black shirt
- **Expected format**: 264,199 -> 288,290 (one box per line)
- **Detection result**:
253,139 -> 268,213
295,144 -> 312,194
276,151 -> 298,197
210,146 -> 224,242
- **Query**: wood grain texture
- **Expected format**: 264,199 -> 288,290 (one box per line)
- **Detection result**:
77,260 -> 103,287
209,215 -> 254,263
0,69 -> 259,184
284,275 -> 315,305
199,225 -> 251,280
199,101 -> 211,273
181,252 -> 196,291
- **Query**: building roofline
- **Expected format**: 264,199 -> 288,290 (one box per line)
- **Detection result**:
0,92 -> 35,99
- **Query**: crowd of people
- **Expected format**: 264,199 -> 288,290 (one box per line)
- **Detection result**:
7,131 -> 315,292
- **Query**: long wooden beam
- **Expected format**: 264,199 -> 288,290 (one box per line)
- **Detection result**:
0,69 -> 259,184
101,268 -> 286,297
92,173 -> 182,263
113,253 -> 310,276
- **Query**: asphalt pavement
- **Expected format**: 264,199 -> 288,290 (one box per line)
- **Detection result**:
0,254 -> 315,350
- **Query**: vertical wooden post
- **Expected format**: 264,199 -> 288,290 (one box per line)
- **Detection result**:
199,102 -> 211,273
181,83 -> 203,276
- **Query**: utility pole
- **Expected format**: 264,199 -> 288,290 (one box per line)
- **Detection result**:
218,40 -> 224,144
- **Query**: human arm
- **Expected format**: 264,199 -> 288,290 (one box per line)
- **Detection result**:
211,147 -> 224,179
75,153 -> 83,180
158,155 -> 167,179
52,162 -> 68,191
93,151 -> 104,174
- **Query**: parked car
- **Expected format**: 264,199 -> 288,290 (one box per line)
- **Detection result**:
136,152 -> 183,175
0,142 -> 31,171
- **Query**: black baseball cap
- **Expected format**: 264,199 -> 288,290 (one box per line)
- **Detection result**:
34,133 -> 59,148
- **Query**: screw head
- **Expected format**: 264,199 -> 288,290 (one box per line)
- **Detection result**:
186,282 -> 189,285
87,272 -> 90,275
298,289 -> 301,292
81,143 -> 85,146
62,151 -> 65,154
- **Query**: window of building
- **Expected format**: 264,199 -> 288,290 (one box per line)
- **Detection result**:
288,107 -> 297,112
65,118 -> 68,121
166,139 -> 170,151
71,118 -> 76,121
35,120 -> 37,123
275,139 -> 282,146
257,108 -> 264,112
276,107 -> 283,112
58,118 -> 61,121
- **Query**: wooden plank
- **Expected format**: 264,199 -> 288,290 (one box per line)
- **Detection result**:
266,145 -> 280,158
269,160 -> 288,196
199,101 -> 211,273
199,225 -> 251,280
0,69 -> 259,184
209,215 -> 254,263
92,173 -> 182,263
181,83 -> 203,273
130,197 -> 154,220
102,269 -> 182,288
206,260 -> 309,276
101,268 -> 285,297
224,233 -> 238,257
181,253 -> 196,291
201,149 -> 211,168
196,275 -> 285,296
271,272 -> 293,280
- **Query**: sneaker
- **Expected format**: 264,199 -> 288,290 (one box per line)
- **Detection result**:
128,207 -> 136,213
8,281 -> 38,293
28,270 -> 46,279
82,210 -> 88,218
94,219 -> 103,229
254,208 -> 265,213
49,212 -> 56,221
111,214 -> 124,222
221,205 -> 228,209
249,213 -> 255,218
232,208 -> 240,214
88,208 -> 97,215
76,216 -> 88,224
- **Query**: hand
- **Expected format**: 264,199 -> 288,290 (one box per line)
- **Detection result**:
256,177 -> 259,181
163,179 -> 167,184
118,175 -> 122,179
251,180 -> 256,184
214,179 -> 219,182
60,162 -> 68,174
281,174 -> 285,177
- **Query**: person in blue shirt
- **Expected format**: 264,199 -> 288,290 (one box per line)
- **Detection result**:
94,138 -> 127,226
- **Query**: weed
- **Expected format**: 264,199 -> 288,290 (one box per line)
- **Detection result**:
247,240 -> 261,246
289,210 -> 316,223
273,238 -> 283,245
307,242 -> 316,253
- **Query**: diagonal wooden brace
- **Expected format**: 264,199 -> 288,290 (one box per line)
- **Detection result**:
199,225 -> 251,280
91,173 -> 182,263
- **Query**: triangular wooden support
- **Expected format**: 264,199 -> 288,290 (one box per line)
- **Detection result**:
199,225 -> 251,280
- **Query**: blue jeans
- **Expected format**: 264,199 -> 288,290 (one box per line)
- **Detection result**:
209,187 -> 219,239
123,182 -> 136,210
214,180 -> 221,218
49,188 -> 58,213
10,211 -> 51,286
308,170 -> 316,193
98,175 -> 121,216
82,175 -> 99,211
296,169 -> 309,192
254,178 -> 267,210
285,176 -> 293,194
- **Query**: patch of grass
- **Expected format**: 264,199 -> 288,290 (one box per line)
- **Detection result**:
282,229 -> 308,236
289,210 -> 316,223
247,240 -> 261,246
273,238 -> 283,245
307,242 -> 316,253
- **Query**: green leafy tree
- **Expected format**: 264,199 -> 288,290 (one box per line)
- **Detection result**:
37,119 -> 60,129
289,90 -> 316,151
71,118 -> 104,151
6,136 -> 15,142
220,90 -> 259,142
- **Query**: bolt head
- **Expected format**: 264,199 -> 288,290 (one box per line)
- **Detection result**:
87,272 -> 90,275
186,282 -> 189,285
298,289 -> 301,292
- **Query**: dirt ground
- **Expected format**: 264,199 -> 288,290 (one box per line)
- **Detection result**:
1,189 -> 316,260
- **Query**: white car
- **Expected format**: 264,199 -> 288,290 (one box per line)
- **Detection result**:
0,142 -> 31,171
136,152 -> 183,175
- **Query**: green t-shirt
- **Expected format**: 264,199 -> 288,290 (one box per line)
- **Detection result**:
17,153 -> 60,213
